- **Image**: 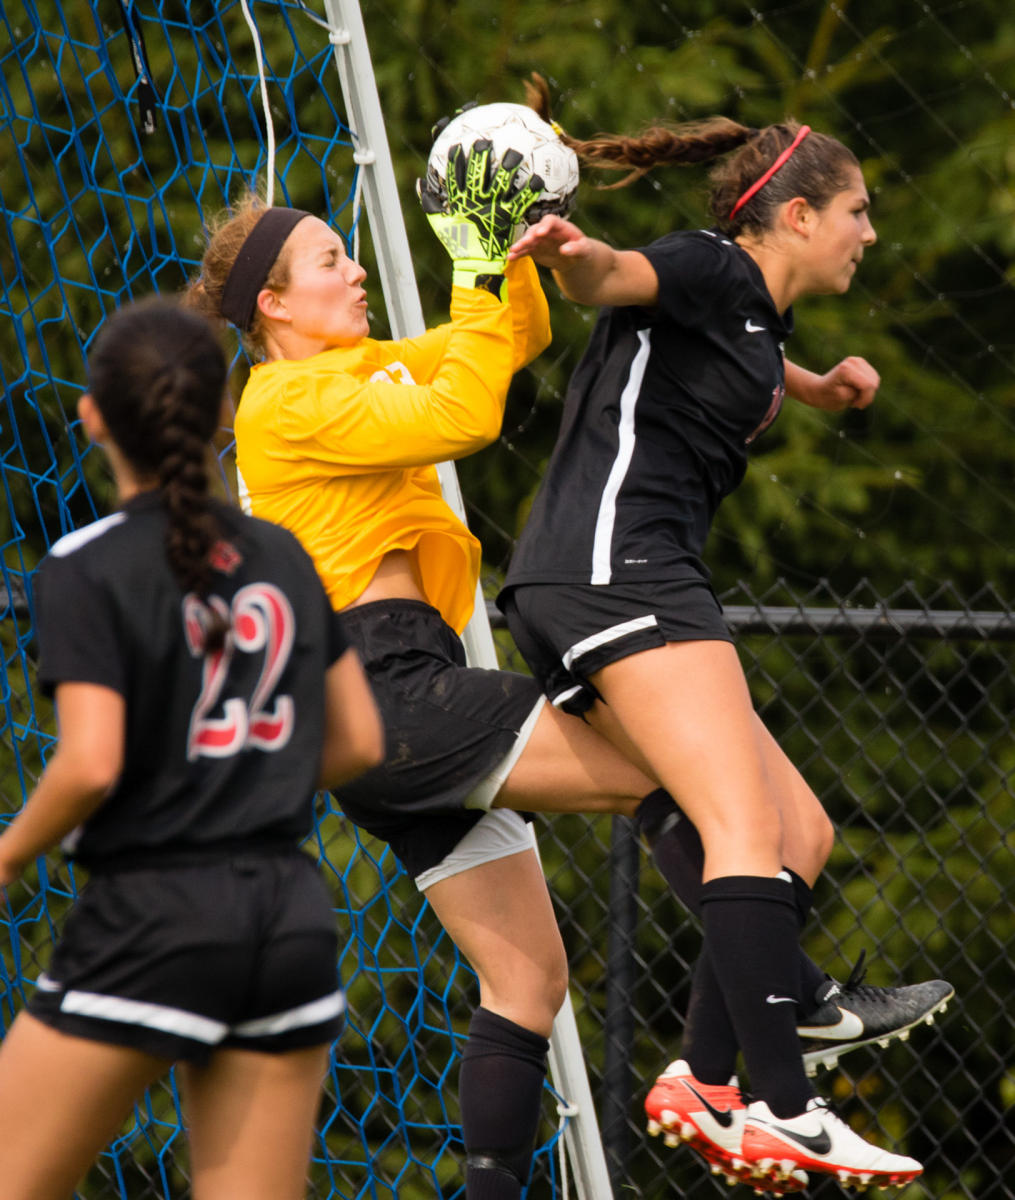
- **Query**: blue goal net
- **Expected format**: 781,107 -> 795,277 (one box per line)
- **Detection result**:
0,4 -> 571,1196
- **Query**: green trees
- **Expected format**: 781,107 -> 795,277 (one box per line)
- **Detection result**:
362,0 -> 1014,600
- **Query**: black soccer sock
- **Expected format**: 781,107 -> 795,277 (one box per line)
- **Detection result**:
635,789 -> 743,1081
700,875 -> 814,1118
677,869 -> 826,1084
783,866 -> 829,1009
636,790 -> 829,1013
682,949 -> 739,1085
635,789 -> 704,912
460,1007 -> 549,1199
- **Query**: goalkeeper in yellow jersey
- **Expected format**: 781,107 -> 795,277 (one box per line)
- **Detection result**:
188,141 -> 667,1200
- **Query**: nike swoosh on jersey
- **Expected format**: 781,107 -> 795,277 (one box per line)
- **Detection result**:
683,1081 -> 734,1128
35,972 -> 63,992
796,1007 -> 865,1039
766,994 -> 796,1005
745,319 -> 766,332
751,1116 -> 832,1156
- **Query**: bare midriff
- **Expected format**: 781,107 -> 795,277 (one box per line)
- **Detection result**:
343,549 -> 425,609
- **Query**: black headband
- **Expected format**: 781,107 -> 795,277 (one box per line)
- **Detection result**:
219,206 -> 311,332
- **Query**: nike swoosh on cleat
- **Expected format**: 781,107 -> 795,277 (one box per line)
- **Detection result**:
797,1007 -> 865,1039
683,1081 -> 734,1128
752,1118 -> 832,1157
745,319 -> 766,332
766,994 -> 796,1005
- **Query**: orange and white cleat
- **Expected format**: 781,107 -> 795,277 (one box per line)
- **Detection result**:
741,1097 -> 922,1190
645,1060 -> 808,1194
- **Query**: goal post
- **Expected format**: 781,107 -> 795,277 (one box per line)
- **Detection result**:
1,1 -> 612,1196
324,3 -> 613,1196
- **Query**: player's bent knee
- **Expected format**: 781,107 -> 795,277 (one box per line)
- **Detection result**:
813,809 -> 835,864
482,964 -> 568,1034
545,960 -> 570,1020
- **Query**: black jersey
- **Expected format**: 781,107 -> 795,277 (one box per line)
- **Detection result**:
503,229 -> 793,588
34,492 -> 348,865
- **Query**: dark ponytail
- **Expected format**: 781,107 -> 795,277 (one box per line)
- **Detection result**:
86,297 -> 231,653
523,72 -> 755,189
524,73 -> 859,236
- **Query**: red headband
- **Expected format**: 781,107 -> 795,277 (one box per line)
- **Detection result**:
729,125 -> 811,220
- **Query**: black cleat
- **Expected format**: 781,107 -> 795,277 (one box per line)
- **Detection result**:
797,951 -> 954,1076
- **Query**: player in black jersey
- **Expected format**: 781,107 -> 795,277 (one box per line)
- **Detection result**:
187,132 -> 948,1198
0,298 -> 382,1200
500,113 -> 951,1191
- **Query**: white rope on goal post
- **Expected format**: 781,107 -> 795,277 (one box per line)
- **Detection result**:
316,2 -> 614,1197
238,0 -> 277,206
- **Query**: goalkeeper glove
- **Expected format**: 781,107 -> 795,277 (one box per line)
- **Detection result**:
419,140 -> 544,299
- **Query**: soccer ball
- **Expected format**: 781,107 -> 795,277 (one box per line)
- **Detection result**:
426,102 -> 579,226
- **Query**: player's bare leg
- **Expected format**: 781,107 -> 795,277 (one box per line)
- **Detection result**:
0,1012 -> 169,1200
424,848 -> 567,1037
492,699 -> 655,818
180,1044 -> 329,1200
751,716 -> 834,883
588,640 -> 786,878
425,850 -> 567,1198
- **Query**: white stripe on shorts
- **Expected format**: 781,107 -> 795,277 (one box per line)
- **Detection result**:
414,809 -> 534,892
232,990 -> 346,1038
462,696 -> 546,812
550,683 -> 585,710
61,990 -> 228,1045
562,613 -> 660,670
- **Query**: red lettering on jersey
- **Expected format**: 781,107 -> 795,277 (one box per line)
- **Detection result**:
182,584 -> 296,761
209,539 -> 243,575
746,383 -> 784,445
231,584 -> 296,752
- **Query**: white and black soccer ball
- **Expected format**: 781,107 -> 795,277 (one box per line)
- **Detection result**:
426,102 -> 579,226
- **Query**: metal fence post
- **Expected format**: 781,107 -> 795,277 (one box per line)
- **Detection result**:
603,815 -> 641,1190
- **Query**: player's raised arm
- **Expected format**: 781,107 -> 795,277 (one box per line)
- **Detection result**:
510,214 -> 660,308
785,355 -> 880,411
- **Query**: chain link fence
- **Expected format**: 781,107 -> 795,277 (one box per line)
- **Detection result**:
487,578 -> 1013,1200
2,573 -> 1012,1198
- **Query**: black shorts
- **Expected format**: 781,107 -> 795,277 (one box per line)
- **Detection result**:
28,848 -> 344,1064
500,578 -> 732,717
333,599 -> 543,878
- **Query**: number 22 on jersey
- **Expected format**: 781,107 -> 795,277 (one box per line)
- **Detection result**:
183,583 -> 296,760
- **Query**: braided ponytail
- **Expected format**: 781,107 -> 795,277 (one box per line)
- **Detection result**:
86,298 -> 231,652
151,361 -> 231,651
561,118 -> 757,189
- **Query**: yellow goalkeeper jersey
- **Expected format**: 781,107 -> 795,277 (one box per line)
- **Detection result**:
234,258 -> 550,634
